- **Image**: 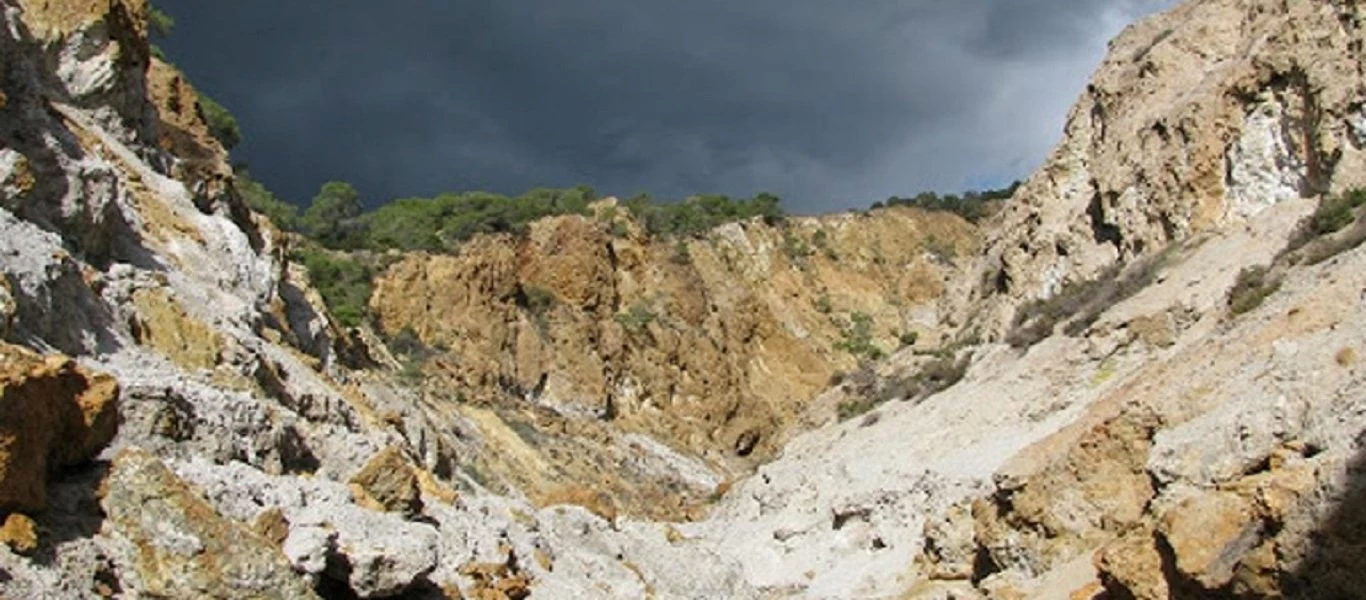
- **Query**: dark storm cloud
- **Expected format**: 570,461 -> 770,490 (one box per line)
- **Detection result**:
155,0 -> 1175,213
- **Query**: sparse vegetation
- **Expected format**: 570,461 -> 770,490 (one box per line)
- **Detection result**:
147,3 -> 175,38
812,229 -> 837,260
387,327 -> 436,386
519,285 -> 557,317
1305,188 -> 1365,239
836,397 -> 878,421
518,284 -> 558,335
923,235 -> 957,263
814,294 -> 833,314
782,230 -> 813,261
198,93 -> 241,151
1006,246 -> 1175,348
835,312 -> 885,361
1283,188 -> 1366,265
616,302 -> 656,334
836,350 -> 972,421
869,353 -> 972,409
146,2 -> 174,59
897,330 -> 919,348
671,240 -> 692,265
289,243 -> 374,328
235,168 -> 297,231
1227,265 -> 1281,316
507,419 -> 543,447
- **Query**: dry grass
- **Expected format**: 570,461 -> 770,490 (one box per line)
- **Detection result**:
1006,246 -> 1175,348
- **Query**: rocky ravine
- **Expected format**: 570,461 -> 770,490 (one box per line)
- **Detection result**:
0,0 -> 1364,599
370,203 -> 979,520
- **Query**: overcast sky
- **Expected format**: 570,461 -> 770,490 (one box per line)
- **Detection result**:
155,1 -> 1176,214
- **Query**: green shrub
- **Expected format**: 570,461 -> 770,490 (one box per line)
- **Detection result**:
387,326 -> 433,359
518,284 -> 557,335
835,351 -> 970,421
291,244 -> 373,327
1308,189 -> 1366,237
624,192 -> 784,238
898,331 -> 919,347
877,182 -> 1019,223
301,181 -> 366,248
616,302 -> 656,334
1227,265 -> 1281,316
923,235 -> 957,263
147,3 -> 175,38
520,285 -> 557,316
1284,188 -> 1366,264
836,397 -> 878,421
782,230 -> 813,261
876,353 -> 970,404
814,294 -> 833,314
197,93 -> 241,151
671,240 -> 692,265
235,169 -> 298,231
835,312 -> 885,360
812,229 -> 837,260
365,197 -> 445,251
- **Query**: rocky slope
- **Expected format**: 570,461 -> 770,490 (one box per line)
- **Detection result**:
957,0 -> 1366,338
0,1 -> 748,597
0,0 -> 1363,598
370,204 -> 978,519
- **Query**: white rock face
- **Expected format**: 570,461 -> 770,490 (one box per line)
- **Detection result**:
1225,94 -> 1308,221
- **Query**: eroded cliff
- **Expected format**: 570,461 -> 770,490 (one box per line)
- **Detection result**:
369,204 -> 978,518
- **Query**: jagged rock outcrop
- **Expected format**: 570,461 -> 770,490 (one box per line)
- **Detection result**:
349,445 -> 424,517
964,0 -> 1366,338
100,448 -> 319,599
0,342 -> 118,513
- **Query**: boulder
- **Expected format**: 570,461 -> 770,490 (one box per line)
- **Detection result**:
0,513 -> 37,555
0,342 -> 118,512
100,448 -> 318,599
349,446 -> 423,518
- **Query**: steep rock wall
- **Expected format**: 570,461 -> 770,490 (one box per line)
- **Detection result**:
964,0 -> 1366,337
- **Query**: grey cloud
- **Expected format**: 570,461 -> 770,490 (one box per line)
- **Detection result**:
156,0 -> 1176,213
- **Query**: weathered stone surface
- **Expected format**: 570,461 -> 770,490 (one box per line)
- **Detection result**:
324,509 -> 439,598
349,446 -> 423,518
1094,529 -> 1169,600
1160,491 -> 1261,590
100,448 -> 318,599
916,502 -> 977,581
129,287 -> 224,371
961,0 -> 1366,339
460,546 -> 532,600
253,506 -> 290,548
0,514 -> 38,555
0,342 -> 118,512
